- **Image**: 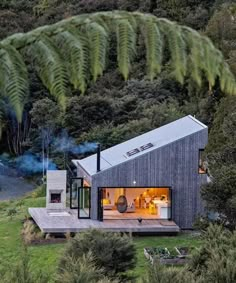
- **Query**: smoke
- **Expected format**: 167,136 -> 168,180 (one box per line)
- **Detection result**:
14,153 -> 57,174
53,130 -> 97,154
0,130 -> 97,176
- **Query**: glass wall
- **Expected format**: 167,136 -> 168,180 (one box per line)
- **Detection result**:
78,187 -> 91,218
101,187 -> 171,220
70,178 -> 83,209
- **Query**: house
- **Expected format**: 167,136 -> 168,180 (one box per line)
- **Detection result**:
72,115 -> 208,229
29,115 -> 208,233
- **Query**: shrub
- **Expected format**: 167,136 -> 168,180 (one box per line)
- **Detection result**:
141,262 -> 195,283
201,166 -> 236,230
21,220 -> 43,244
188,224 -> 236,282
56,252 -> 118,283
58,229 -> 137,278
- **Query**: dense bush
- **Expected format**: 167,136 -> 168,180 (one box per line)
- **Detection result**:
56,252 -> 118,283
58,229 -> 137,278
201,166 -> 236,230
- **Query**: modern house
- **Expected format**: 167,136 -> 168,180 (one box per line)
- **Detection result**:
29,115 -> 208,233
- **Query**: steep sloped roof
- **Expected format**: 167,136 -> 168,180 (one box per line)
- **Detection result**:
72,115 -> 207,176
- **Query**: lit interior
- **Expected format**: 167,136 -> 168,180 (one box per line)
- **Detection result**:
102,187 -> 171,220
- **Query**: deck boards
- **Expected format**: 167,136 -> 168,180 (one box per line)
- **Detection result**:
29,208 -> 180,233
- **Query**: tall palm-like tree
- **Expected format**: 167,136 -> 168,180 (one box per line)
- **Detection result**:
0,11 -> 235,135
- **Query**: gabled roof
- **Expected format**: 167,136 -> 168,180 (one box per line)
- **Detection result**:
72,115 -> 207,176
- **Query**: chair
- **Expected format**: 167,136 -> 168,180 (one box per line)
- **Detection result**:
126,202 -> 135,213
102,199 -> 113,210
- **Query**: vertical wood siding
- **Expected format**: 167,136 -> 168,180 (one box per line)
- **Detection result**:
79,129 -> 208,229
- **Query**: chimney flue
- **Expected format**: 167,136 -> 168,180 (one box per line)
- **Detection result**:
97,143 -> 101,172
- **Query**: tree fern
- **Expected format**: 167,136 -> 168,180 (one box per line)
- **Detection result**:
183,28 -> 204,86
55,30 -> 89,94
0,45 -> 28,122
201,37 -> 222,89
159,19 -> 187,84
116,18 -> 137,80
27,35 -> 68,109
0,11 -> 235,125
140,17 -> 163,80
87,22 -> 108,82
220,62 -> 236,95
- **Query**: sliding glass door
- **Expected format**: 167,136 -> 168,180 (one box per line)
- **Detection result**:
70,178 -> 83,209
78,187 -> 91,218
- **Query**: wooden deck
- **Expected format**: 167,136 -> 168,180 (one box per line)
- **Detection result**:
29,208 -> 180,234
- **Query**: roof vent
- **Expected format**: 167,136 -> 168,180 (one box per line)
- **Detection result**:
126,148 -> 140,157
140,143 -> 154,151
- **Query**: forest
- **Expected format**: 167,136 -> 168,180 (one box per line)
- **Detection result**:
0,0 -> 236,282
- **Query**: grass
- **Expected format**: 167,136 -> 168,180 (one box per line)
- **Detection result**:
132,233 -> 201,277
0,196 -> 64,282
0,195 -> 202,281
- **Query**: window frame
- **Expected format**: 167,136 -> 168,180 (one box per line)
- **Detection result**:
198,149 -> 207,174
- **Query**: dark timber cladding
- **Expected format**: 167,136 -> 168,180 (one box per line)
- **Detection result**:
74,116 -> 208,229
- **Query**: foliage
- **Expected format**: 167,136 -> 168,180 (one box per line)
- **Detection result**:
30,97 -> 61,129
145,98 -> 184,127
141,262 -> 195,283
56,252 -> 118,283
0,10 -> 235,133
141,225 -> 236,283
22,220 -> 43,244
188,224 -> 236,283
79,118 -> 152,148
58,229 -> 137,278
206,95 -> 236,171
64,95 -> 114,135
205,3 -> 236,75
201,166 -> 236,230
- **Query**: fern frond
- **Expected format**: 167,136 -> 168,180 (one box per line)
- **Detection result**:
55,30 -> 89,94
28,36 -> 68,109
220,62 -> 236,95
201,37 -> 222,89
140,18 -> 163,80
160,20 -> 187,84
0,45 -> 28,122
86,22 -> 108,82
0,10 -> 234,120
116,18 -> 136,80
182,29 -> 204,86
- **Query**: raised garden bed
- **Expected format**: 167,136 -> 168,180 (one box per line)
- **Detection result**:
144,246 -> 191,265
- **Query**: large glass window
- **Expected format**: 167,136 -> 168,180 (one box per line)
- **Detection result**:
100,187 -> 171,220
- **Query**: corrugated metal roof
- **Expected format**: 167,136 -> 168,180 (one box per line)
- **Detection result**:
72,115 -> 207,176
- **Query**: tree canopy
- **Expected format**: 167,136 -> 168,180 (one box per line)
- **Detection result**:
0,10 -> 236,132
